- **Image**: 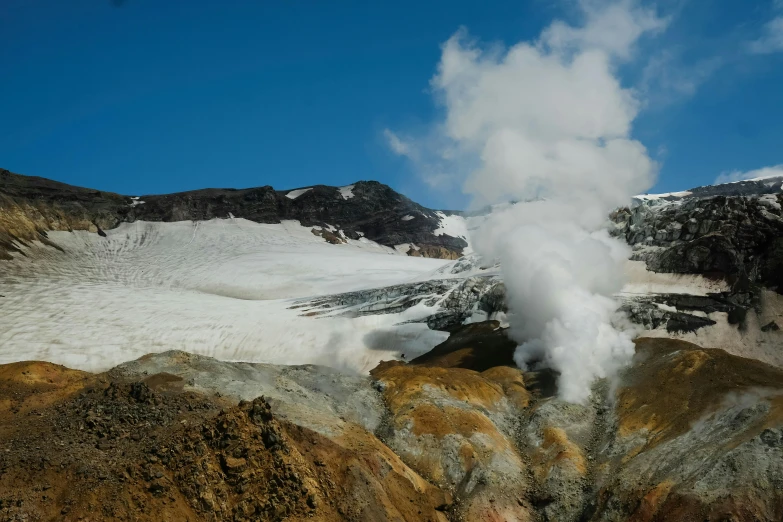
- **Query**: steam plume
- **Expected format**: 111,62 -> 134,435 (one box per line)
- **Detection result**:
393,1 -> 664,402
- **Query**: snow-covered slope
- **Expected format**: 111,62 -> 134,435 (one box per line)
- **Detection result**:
0,218 -> 455,373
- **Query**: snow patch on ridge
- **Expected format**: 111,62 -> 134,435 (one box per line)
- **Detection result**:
434,211 -> 476,255
286,188 -> 312,199
759,194 -> 782,210
634,191 -> 692,203
433,211 -> 469,240
339,185 -> 355,200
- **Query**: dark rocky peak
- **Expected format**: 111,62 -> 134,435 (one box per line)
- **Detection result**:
0,168 -> 126,204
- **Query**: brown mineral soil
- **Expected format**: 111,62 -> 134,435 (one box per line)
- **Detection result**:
619,338 -> 783,447
0,365 -> 449,522
2,332 -> 783,521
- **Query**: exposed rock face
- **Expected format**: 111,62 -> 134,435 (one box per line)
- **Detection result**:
0,169 -> 128,259
110,350 -> 386,437
612,191 -> 783,292
618,291 -> 759,333
3,330 -> 781,521
609,183 -> 783,364
370,360 -> 532,521
0,360 -> 450,522
591,338 -> 783,521
635,176 -> 783,202
0,168 -> 467,259
407,244 -> 462,260
410,320 -> 517,370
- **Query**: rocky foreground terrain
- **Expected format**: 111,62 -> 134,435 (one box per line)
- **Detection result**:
1,325 -> 782,521
1,171 -> 783,520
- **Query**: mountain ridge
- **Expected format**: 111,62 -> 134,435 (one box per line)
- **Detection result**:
0,168 -> 468,260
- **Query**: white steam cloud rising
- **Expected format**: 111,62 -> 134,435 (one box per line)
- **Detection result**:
391,1 -> 664,402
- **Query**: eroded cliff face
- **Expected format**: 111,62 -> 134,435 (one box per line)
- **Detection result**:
608,187 -> 783,364
0,169 -> 467,259
0,170 -> 130,259
612,192 -> 783,293
2,326 -> 782,521
591,338 -> 783,521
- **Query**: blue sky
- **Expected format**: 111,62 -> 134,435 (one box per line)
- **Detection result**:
1,0 -> 782,209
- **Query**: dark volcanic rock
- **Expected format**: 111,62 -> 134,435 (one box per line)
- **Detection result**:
612,191 -> 783,292
762,321 -> 781,332
619,291 -> 760,334
0,169 -> 467,259
0,169 -> 132,259
409,320 -> 516,371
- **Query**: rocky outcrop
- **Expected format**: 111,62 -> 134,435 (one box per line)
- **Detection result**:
0,360 -> 450,522
619,291 -> 759,333
370,360 -> 532,521
635,176 -> 783,202
0,169 -> 129,259
590,337 -> 783,521
3,330 -> 782,521
131,181 -> 467,257
612,192 -> 783,292
407,244 -> 462,260
610,185 -> 783,355
410,320 -> 517,370
0,168 -> 467,259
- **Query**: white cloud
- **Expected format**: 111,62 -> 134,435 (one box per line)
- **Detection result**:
641,51 -> 722,103
749,16 -> 783,54
541,0 -> 669,60
431,3 -> 661,210
383,128 -> 465,190
383,128 -> 413,157
402,0 -> 664,403
715,164 -> 783,184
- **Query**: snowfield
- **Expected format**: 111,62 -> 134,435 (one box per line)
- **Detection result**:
3,208 -> 778,376
0,219 -> 451,373
285,187 -> 312,199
